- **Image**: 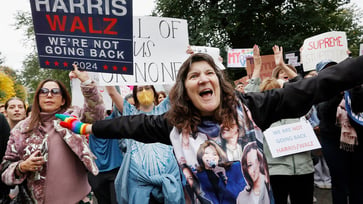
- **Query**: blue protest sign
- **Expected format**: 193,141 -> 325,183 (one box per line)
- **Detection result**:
29,0 -> 133,74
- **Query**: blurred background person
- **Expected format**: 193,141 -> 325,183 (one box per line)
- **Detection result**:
4,97 -> 27,129
3,97 -> 28,201
0,104 -> 5,115
235,82 -> 245,93
157,91 -> 167,105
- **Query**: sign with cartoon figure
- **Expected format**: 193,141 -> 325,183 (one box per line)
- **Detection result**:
29,0 -> 133,74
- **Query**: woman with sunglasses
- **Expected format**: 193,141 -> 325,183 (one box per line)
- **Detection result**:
1,64 -> 104,204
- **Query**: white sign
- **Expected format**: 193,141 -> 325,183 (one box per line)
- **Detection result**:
227,48 -> 253,68
263,119 -> 321,158
360,43 -> 363,56
190,46 -> 225,70
301,31 -> 348,71
285,52 -> 301,67
95,16 -> 189,86
71,78 -> 132,110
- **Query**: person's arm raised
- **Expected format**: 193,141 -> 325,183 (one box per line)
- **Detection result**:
272,45 -> 297,79
251,44 -> 262,79
106,86 -> 124,112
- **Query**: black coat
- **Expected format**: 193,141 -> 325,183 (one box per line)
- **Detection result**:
0,113 -> 11,200
92,56 -> 363,145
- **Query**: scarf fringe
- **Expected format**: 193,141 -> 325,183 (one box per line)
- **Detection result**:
340,142 -> 356,152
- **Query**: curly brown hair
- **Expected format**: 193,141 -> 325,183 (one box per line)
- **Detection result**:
166,53 -> 238,133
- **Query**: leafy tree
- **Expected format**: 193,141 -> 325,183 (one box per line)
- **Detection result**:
13,11 -> 70,105
0,52 -> 4,65
0,66 -> 27,102
19,53 -> 70,105
0,72 -> 15,104
155,0 -> 363,79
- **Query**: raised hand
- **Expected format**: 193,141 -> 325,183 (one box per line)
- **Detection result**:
253,44 -> 261,66
250,44 -> 262,79
69,63 -> 90,83
272,45 -> 285,67
55,113 -> 90,135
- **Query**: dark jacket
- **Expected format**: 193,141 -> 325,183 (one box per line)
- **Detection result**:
316,93 -> 343,141
92,56 -> 363,144
0,113 -> 11,201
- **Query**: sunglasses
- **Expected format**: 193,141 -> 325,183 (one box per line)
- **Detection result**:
39,88 -> 62,97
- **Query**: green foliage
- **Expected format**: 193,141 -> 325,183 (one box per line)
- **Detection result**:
0,72 -> 15,103
10,1 -> 363,94
19,53 -> 70,105
13,12 -> 71,105
0,66 -> 27,102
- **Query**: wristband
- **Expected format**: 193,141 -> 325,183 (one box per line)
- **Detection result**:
81,79 -> 92,86
80,123 -> 90,135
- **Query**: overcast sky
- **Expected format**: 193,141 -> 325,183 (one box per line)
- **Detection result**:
0,0 -> 361,71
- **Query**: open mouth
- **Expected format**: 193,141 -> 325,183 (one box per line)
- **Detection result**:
199,89 -> 213,97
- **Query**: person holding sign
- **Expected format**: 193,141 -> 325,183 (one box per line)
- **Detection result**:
105,85 -> 183,204
56,53 -> 363,204
1,64 -> 104,204
260,77 -> 315,204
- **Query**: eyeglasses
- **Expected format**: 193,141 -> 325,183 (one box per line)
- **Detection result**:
39,88 -> 62,97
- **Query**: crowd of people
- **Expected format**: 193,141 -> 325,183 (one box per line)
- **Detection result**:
0,44 -> 363,204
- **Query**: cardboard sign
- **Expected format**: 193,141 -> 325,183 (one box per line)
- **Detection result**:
245,54 -> 276,81
190,46 -> 225,70
301,31 -> 348,71
29,0 -> 134,75
227,48 -> 253,68
263,119 -> 321,158
93,16 -> 189,86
